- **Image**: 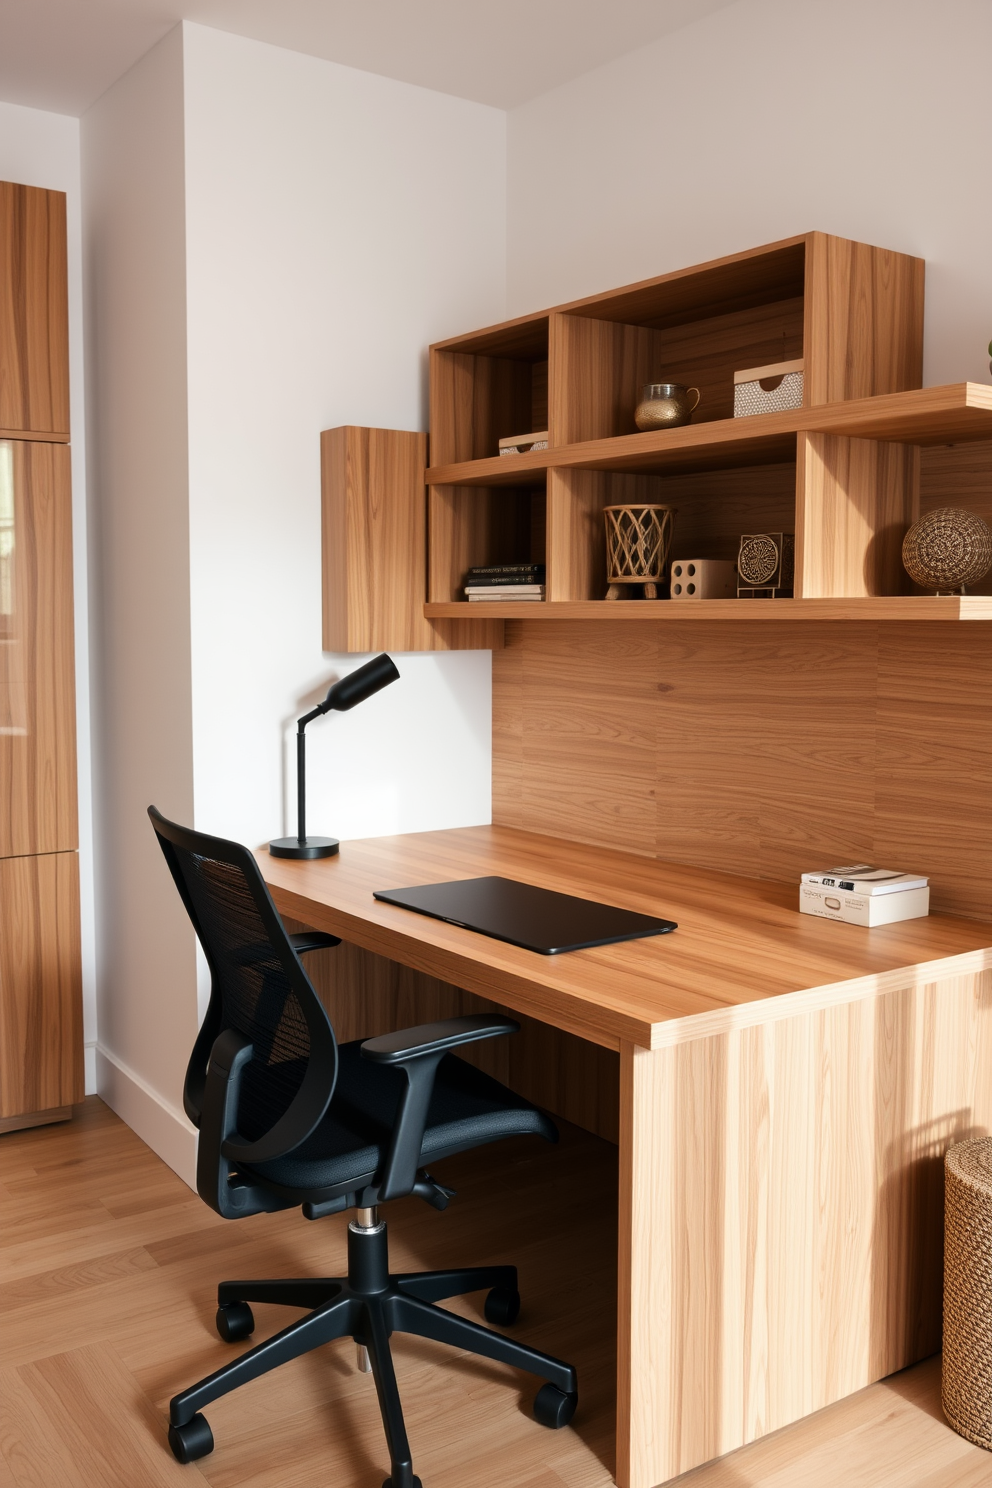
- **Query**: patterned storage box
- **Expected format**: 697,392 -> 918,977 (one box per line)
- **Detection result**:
733,359 -> 804,417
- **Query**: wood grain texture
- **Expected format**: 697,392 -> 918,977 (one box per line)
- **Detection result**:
616,967 -> 992,1487
0,440 -> 77,857
321,426 -> 437,653
0,1104 -> 70,1134
290,926 -> 619,1142
428,595 -> 992,621
553,303 -> 804,445
0,1097 -> 617,1488
546,468 -> 668,601
0,182 -> 69,439
796,432 -> 918,597
803,232 -> 924,405
429,345 -> 548,467
259,825 -> 992,1053
2,1106 -> 989,1488
491,620 -> 992,920
0,850 -> 83,1119
426,384 -> 992,491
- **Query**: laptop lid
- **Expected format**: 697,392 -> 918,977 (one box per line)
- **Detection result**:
373,875 -> 677,955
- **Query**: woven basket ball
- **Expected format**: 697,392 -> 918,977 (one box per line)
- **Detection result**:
902,508 -> 992,592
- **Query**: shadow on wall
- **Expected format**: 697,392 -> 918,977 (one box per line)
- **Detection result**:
869,982 -> 988,1378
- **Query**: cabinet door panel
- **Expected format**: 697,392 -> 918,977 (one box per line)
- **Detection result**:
0,182 -> 70,439
0,439 -> 77,856
0,850 -> 82,1117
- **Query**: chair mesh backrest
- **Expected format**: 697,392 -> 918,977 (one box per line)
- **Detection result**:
172,846 -> 314,1142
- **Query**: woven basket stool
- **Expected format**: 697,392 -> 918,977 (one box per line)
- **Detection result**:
943,1137 -> 992,1448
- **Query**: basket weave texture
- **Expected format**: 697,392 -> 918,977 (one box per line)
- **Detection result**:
603,505 -> 676,584
943,1136 -> 992,1449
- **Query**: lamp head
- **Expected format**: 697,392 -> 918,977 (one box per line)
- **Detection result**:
319,653 -> 400,715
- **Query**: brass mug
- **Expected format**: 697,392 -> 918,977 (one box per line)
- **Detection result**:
634,382 -> 700,431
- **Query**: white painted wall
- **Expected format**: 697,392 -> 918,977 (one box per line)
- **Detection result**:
0,101 -> 98,1094
82,26 -> 199,1177
182,24 -> 503,878
83,23 -> 506,1183
507,0 -> 992,387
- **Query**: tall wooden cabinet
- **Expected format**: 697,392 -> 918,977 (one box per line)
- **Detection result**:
0,181 -> 82,1132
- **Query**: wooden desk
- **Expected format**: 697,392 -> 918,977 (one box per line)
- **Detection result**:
261,826 -> 992,1488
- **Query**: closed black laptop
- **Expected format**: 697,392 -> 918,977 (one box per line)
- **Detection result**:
373,875 -> 677,955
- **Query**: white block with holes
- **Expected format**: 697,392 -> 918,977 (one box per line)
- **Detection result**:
670,559 -> 737,600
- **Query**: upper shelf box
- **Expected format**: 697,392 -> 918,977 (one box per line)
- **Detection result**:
428,233 -> 925,470
429,313 -> 549,468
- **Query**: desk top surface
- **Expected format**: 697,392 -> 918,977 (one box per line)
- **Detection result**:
259,825 -> 992,1050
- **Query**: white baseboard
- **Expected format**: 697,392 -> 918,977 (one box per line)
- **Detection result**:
84,1040 -> 97,1095
96,1044 -> 197,1190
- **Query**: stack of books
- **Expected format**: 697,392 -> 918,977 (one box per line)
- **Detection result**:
464,564 -> 546,601
799,864 -> 930,926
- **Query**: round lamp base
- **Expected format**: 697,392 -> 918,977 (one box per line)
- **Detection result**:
268,836 -> 339,860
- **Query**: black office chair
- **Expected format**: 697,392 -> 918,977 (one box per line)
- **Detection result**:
148,807 -> 577,1488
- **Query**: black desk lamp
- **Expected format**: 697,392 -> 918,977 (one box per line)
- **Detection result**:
269,653 -> 400,860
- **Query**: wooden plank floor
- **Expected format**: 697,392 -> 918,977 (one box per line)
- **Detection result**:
0,1099 -> 990,1488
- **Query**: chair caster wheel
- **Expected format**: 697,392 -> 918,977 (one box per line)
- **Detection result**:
533,1383 -> 578,1429
484,1284 -> 521,1326
168,1412 -> 214,1462
216,1301 -> 254,1342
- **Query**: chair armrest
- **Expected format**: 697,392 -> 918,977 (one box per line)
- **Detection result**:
361,1015 -> 519,1202
290,930 -> 341,954
361,1014 -> 519,1065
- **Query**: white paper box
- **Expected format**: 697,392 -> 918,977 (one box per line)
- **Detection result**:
799,882 -> 930,927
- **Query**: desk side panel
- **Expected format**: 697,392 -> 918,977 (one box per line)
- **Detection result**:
617,968 -> 992,1488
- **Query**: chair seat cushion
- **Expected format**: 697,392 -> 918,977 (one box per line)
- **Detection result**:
241,1039 -> 557,1195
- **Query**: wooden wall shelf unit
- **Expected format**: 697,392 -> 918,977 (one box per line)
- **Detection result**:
423,231 -> 928,614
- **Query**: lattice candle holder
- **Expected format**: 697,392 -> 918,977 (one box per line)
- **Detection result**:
604,505 -> 676,600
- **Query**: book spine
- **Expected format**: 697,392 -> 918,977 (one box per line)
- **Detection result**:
466,566 -> 545,578
465,577 -> 545,584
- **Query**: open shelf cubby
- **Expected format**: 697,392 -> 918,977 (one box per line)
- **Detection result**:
428,478 -> 546,604
429,315 -> 549,467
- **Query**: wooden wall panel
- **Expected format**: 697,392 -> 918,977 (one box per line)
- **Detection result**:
617,968 -> 992,1488
0,182 -> 69,440
646,296 -> 804,424
292,925 -> 619,1142
492,618 -> 992,921
803,234 -> 924,406
0,440 -> 77,857
663,459 -> 797,567
0,850 -> 83,1118
873,626 -> 992,921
